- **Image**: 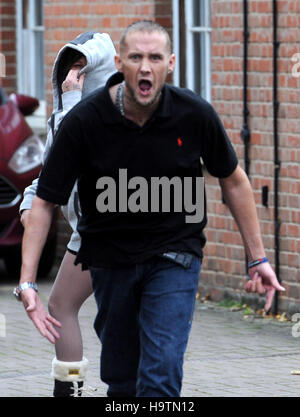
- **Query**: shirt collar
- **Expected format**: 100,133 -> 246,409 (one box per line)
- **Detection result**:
101,72 -> 172,125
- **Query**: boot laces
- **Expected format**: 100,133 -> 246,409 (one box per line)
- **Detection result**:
71,381 -> 98,397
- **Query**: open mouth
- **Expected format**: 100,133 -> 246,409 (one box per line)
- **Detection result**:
138,80 -> 152,96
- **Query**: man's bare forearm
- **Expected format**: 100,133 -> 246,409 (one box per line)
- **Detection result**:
20,196 -> 55,284
219,165 -> 265,261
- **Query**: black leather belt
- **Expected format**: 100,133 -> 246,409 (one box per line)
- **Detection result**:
158,252 -> 194,269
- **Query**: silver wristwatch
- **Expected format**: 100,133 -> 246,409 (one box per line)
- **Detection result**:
13,282 -> 38,301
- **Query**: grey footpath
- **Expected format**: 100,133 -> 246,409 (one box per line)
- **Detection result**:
1,263 -> 300,397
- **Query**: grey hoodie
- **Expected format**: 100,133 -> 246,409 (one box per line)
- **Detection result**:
20,32 -> 117,252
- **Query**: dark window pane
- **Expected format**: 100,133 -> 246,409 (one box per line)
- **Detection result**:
22,0 -> 29,29
193,33 -> 206,96
35,31 -> 45,99
192,0 -> 206,27
35,0 -> 44,26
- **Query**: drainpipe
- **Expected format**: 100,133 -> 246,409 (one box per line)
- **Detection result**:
241,0 -> 251,176
272,0 -> 281,314
241,0 -> 251,275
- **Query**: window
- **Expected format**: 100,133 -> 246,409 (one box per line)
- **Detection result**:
0,53 -> 6,78
16,0 -> 45,100
172,0 -> 211,102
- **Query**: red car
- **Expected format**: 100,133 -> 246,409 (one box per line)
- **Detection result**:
0,87 -> 57,277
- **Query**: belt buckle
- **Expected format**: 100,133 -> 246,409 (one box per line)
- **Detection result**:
159,252 -> 193,269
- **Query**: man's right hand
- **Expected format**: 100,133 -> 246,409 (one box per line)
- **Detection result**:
62,68 -> 85,92
21,288 -> 62,344
61,55 -> 87,93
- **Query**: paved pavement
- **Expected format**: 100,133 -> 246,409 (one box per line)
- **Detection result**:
1,261 -> 300,397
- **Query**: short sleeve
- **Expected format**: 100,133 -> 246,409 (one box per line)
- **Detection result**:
201,105 -> 238,178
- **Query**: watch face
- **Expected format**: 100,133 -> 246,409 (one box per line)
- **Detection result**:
13,287 -> 21,300
19,283 -> 27,291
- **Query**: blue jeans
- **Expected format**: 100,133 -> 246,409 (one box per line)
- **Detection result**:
90,255 -> 201,397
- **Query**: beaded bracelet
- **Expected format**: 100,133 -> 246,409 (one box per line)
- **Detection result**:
248,256 -> 269,269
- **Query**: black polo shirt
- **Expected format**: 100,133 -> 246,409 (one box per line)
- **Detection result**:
37,72 -> 238,268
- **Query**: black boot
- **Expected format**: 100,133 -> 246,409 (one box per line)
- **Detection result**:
51,357 -> 89,397
53,380 -> 84,397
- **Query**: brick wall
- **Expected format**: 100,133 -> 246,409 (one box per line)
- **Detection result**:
198,0 -> 300,313
0,1 -> 17,92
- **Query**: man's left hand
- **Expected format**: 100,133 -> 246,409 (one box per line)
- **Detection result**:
245,262 -> 285,312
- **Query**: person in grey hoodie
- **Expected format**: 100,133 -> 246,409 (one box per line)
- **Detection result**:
19,31 -> 116,397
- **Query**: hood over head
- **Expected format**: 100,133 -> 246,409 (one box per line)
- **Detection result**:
52,32 -> 116,111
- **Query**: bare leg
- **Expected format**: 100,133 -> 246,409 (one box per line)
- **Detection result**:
48,251 -> 93,361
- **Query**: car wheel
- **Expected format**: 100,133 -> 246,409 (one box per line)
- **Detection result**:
4,233 -> 57,278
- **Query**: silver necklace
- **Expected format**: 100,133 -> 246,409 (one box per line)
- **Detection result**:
116,81 -> 125,116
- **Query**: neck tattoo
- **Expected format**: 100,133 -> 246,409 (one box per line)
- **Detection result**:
116,81 -> 125,117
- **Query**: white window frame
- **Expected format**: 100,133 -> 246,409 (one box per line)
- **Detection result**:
172,0 -> 212,102
16,0 -> 46,134
172,0 -> 181,88
16,0 -> 45,100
